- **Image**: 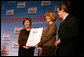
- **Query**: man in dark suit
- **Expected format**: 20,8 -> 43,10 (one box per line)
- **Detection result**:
55,3 -> 80,56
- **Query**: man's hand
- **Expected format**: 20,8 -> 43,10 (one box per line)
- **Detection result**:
23,46 -> 30,49
55,39 -> 61,47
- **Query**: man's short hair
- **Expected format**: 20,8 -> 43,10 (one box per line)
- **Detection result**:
57,3 -> 70,13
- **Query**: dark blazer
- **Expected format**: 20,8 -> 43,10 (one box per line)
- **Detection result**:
56,14 -> 80,56
38,23 -> 57,47
18,29 -> 35,56
18,29 -> 30,47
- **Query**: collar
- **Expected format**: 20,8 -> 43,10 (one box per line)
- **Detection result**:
63,13 -> 69,21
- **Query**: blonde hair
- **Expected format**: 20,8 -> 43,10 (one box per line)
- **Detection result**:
45,11 -> 57,22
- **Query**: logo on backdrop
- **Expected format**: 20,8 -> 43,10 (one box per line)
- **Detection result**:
17,2 -> 26,8
14,27 -> 23,34
28,7 -> 37,14
12,41 -> 19,48
6,9 -> 14,15
41,1 -> 51,6
3,34 -> 11,41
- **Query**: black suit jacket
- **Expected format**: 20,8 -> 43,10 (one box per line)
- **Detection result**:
56,14 -> 80,56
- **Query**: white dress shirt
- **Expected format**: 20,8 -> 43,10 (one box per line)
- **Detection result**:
63,13 -> 69,21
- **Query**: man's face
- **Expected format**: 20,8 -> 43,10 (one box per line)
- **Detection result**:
57,8 -> 63,18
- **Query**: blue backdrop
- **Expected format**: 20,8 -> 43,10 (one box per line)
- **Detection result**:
1,1 -> 64,56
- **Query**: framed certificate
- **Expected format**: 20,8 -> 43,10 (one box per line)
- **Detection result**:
26,28 -> 43,46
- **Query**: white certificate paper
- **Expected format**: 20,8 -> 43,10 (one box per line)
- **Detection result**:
26,28 -> 43,46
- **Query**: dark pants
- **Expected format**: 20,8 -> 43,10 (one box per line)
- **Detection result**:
18,47 -> 35,56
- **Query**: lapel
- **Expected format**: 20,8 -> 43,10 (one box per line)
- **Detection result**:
58,14 -> 71,33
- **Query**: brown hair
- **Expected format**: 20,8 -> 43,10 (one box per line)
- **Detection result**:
23,18 -> 32,26
45,11 -> 57,22
57,3 -> 69,13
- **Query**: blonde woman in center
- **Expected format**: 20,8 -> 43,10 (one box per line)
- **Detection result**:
35,11 -> 57,56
